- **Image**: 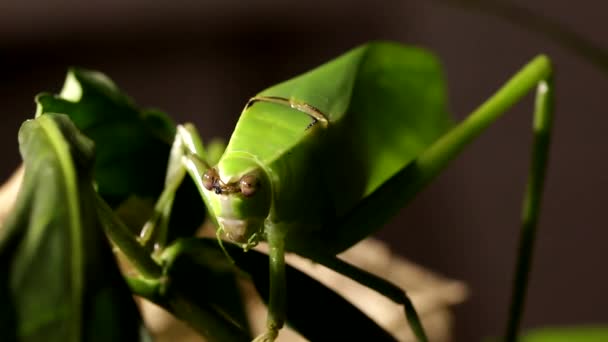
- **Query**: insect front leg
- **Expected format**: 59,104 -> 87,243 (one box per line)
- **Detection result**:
252,222 -> 288,342
138,123 -> 208,252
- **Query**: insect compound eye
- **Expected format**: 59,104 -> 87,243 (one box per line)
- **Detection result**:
239,174 -> 259,197
202,169 -> 216,191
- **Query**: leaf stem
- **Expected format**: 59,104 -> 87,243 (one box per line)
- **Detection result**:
95,192 -> 162,279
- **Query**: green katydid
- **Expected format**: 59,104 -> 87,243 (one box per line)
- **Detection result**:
140,40 -> 553,341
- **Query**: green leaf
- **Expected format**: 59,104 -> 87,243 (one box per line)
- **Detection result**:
35,68 -> 175,207
36,67 -> 204,241
0,114 -> 146,342
519,326 -> 608,342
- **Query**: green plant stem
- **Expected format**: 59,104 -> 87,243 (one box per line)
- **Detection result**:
167,294 -> 250,342
127,273 -> 250,342
95,192 -> 162,279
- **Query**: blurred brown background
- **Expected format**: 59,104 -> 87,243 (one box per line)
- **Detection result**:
1,0 -> 607,341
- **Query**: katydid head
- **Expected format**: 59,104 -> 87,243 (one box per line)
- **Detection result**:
202,155 -> 271,248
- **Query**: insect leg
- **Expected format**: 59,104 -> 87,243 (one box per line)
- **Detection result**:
294,55 -> 553,341
297,250 -> 428,342
504,70 -> 553,342
247,95 -> 329,129
138,123 -> 209,251
299,55 -> 553,257
252,222 -> 287,342
172,128 -> 239,263
137,131 -> 188,251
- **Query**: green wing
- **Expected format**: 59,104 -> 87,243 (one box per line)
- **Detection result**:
255,41 -> 453,217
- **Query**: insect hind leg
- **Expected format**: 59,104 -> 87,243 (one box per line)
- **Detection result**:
295,250 -> 429,342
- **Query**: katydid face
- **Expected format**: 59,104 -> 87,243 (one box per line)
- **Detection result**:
202,154 -> 271,245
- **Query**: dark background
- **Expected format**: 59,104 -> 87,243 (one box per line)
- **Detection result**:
1,0 -> 606,340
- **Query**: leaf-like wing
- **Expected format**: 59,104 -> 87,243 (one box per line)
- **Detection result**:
258,41 -> 453,218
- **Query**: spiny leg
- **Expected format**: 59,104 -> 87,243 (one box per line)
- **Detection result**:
402,60 -> 555,342
412,59 -> 554,342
